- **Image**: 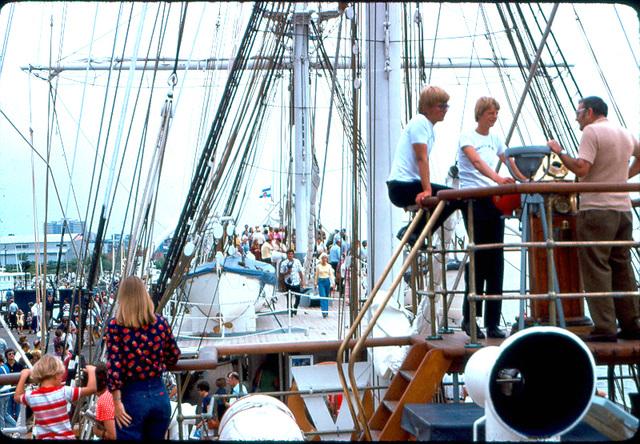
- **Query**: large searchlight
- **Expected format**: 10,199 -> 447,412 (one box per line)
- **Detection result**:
464,326 -> 595,441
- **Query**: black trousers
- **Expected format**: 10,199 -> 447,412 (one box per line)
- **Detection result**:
284,283 -> 301,312
461,197 -> 504,329
387,180 -> 466,236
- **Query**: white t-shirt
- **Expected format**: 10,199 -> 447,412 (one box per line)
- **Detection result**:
387,114 -> 435,182
457,129 -> 506,188
31,303 -> 40,317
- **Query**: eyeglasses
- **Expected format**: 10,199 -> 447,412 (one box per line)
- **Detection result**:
576,108 -> 587,117
436,104 -> 450,111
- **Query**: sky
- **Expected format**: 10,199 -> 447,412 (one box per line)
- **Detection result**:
0,1 -> 638,245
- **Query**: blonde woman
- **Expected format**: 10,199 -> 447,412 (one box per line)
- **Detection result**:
314,253 -> 335,318
105,275 -> 181,440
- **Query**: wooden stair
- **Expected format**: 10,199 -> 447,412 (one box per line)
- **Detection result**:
363,344 -> 452,441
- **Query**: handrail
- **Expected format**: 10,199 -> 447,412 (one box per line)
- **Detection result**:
0,346 -> 219,386
0,337 -> 415,387
216,335 -> 411,357
334,207 -> 425,438
337,201 -> 446,440
435,181 -> 640,201
339,180 -> 640,440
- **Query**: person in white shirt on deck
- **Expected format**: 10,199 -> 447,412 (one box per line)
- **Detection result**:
386,85 -> 466,248
457,96 -> 524,339
280,249 -> 305,315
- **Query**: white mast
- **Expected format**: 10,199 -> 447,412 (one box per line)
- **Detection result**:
365,3 -> 403,288
292,5 -> 312,256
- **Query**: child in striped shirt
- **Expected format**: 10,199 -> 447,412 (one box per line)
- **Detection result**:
14,354 -> 96,439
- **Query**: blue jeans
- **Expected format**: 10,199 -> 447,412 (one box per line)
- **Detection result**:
116,378 -> 171,440
317,278 -> 332,316
7,395 -> 19,421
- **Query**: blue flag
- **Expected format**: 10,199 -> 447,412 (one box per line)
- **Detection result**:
259,187 -> 271,198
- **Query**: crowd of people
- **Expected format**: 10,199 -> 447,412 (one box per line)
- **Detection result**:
0,273 -> 258,440
236,223 -> 369,314
0,275 -> 184,440
0,222 -> 369,439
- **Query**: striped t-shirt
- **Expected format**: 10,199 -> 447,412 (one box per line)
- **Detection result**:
21,385 -> 80,439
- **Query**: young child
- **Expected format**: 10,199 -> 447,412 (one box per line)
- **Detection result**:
14,354 -> 96,439
26,310 -> 33,334
16,310 -> 24,334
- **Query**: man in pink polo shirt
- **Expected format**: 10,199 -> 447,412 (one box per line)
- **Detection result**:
548,96 -> 640,342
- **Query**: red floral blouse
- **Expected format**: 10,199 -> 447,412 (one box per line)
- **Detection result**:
105,314 -> 181,391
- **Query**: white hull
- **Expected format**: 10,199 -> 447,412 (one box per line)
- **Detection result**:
180,256 -> 276,335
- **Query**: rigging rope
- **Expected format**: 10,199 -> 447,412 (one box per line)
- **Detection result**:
64,4 -> 99,236
125,2 -> 188,277
402,4 -> 413,120
153,2 -> 274,309
426,3 -> 442,85
0,3 -> 15,79
317,13 -> 343,228
614,4 -> 640,71
573,5 -> 626,127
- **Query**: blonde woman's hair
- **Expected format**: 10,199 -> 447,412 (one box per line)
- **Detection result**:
30,354 -> 65,384
475,97 -> 500,122
116,275 -> 156,328
418,86 -> 450,115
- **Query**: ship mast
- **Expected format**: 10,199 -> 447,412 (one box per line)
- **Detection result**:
292,4 -> 312,259
365,3 -> 403,289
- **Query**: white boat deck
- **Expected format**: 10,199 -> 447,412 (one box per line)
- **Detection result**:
174,291 -> 352,351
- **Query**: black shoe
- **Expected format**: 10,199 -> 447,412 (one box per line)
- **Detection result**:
397,225 -> 422,248
580,332 -> 617,343
486,326 -> 506,339
446,260 -> 461,271
461,319 -> 485,339
617,330 -> 640,340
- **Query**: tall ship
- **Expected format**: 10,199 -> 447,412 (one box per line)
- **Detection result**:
0,1 -> 639,441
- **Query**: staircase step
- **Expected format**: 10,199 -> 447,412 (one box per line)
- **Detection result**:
399,369 -> 416,382
372,348 -> 453,442
359,429 -> 382,441
382,399 -> 399,413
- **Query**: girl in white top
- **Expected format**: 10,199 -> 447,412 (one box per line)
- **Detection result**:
457,97 -> 523,340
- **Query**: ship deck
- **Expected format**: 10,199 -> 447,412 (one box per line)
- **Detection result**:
174,290 -> 353,352
414,330 -> 640,373
173,288 -> 640,373
172,269 -> 640,374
